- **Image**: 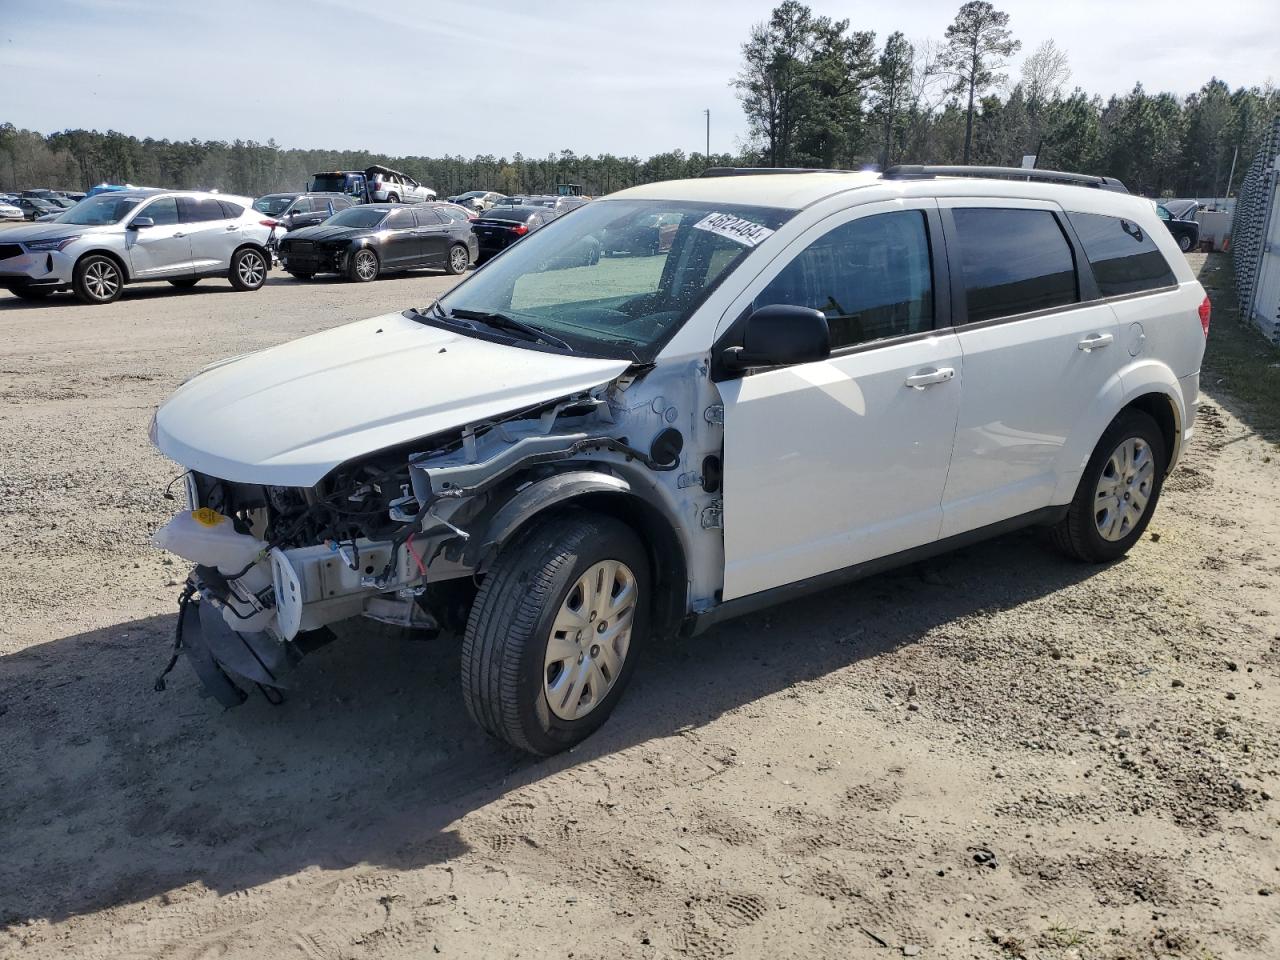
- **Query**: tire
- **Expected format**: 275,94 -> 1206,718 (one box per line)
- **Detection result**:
8,285 -> 53,300
1177,233 -> 1194,253
168,278 -> 199,289
287,270 -> 314,281
386,194 -> 399,204
462,510 -> 650,755
445,243 -> 470,275
73,254 -> 124,304
347,247 -> 380,282
1050,409 -> 1167,563
228,248 -> 268,291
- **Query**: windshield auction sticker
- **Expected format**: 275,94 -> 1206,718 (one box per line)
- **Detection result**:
692,212 -> 775,247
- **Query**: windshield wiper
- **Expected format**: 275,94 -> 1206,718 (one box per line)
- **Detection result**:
449,308 -> 572,351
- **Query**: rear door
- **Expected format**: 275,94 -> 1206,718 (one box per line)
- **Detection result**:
413,206 -> 450,265
179,197 -> 239,272
125,196 -> 193,278
938,200 -> 1123,537
718,200 -> 963,601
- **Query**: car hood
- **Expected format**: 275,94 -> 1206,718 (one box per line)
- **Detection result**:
282,224 -> 370,244
0,221 -> 114,241
152,311 -> 631,487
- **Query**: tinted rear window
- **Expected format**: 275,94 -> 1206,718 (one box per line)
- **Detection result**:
953,208 -> 1078,323
1065,211 -> 1177,297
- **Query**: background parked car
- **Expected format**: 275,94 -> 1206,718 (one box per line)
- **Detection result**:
278,202 -> 476,282
0,189 -> 272,304
366,165 -> 435,203
602,211 -> 680,257
14,197 -> 61,220
0,199 -> 23,221
1155,201 -> 1200,252
470,205 -> 555,263
448,190 -> 506,213
253,192 -> 354,230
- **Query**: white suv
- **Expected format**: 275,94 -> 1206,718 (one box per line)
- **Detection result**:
150,165 -> 1208,754
366,165 -> 436,204
0,190 -> 272,304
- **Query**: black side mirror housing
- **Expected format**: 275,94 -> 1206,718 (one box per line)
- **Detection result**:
722,304 -> 831,371
128,216 -> 154,230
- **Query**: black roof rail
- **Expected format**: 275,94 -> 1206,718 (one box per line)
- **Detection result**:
700,166 -> 858,178
883,164 -> 1129,194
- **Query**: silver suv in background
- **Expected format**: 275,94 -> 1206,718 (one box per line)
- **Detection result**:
0,190 -> 272,304
366,165 -> 436,203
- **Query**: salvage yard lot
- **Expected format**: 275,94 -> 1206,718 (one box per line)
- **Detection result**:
1,255 -> 1278,959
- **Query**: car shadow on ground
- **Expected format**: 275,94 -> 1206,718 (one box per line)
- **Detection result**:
0,525 -> 1101,927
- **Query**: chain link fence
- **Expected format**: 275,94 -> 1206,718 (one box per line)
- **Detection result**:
1231,115 -> 1280,343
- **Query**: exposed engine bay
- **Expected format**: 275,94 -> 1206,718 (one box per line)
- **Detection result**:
152,363 -> 723,706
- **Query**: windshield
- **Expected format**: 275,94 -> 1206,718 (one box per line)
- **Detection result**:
253,195 -> 296,216
58,194 -> 145,225
326,206 -> 388,228
437,199 -> 793,361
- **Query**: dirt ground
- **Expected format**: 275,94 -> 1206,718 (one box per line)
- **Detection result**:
1,255 -> 1277,959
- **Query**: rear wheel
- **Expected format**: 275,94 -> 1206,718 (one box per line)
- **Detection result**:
445,243 -> 470,275
1177,233 -> 1194,252
168,278 -> 199,289
229,248 -> 267,291
462,511 -> 649,755
73,254 -> 124,304
1050,409 -> 1167,563
348,248 -> 379,282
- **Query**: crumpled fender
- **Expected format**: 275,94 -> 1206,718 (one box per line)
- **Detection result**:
464,470 -> 631,569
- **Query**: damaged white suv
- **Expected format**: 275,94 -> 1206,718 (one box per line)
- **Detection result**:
151,165 -> 1209,754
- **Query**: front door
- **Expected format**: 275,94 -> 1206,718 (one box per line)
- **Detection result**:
718,202 -> 962,601
379,207 -> 421,267
125,197 -> 193,279
938,201 -> 1124,537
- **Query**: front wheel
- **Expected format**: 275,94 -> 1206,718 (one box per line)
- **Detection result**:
445,243 -> 470,275
462,511 -> 649,755
1050,409 -> 1167,563
229,248 -> 267,291
73,254 -> 124,304
347,248 -> 380,282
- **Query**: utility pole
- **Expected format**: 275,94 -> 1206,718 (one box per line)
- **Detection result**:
704,109 -> 710,160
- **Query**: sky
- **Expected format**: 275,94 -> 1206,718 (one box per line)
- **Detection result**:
2,0 -> 1277,159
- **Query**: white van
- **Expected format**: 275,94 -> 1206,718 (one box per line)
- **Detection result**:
150,165 -> 1208,754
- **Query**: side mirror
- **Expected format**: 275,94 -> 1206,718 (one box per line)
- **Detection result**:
722,304 -> 831,370
128,216 -> 154,230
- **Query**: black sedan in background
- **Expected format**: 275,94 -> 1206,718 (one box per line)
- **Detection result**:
1155,201 -> 1200,252
471,205 -> 556,263
278,202 -> 478,282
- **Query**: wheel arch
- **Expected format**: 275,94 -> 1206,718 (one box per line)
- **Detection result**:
466,470 -> 689,639
231,240 -> 270,262
1122,391 -> 1180,473
75,247 -> 131,282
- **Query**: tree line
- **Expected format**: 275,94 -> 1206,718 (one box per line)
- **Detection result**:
2,0 -> 1276,201
735,0 -> 1279,198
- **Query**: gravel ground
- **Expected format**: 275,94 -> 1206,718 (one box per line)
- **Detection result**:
0,254 -> 1277,959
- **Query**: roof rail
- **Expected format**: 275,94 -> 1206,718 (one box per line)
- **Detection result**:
700,166 -> 857,178
882,164 -> 1129,194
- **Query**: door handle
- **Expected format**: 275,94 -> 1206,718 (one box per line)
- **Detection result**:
904,367 -> 955,390
225,225 -> 239,231
173,232 -> 186,238
1077,333 -> 1114,351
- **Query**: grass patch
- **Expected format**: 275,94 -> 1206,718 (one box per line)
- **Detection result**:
1192,253 -> 1280,443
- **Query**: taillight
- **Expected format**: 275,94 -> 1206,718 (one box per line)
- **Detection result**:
1198,295 -> 1211,337
260,219 -> 278,227
510,224 -> 528,236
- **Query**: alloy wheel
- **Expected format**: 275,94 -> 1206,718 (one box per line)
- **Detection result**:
1094,437 -> 1155,541
237,251 -> 265,287
85,260 -> 120,301
450,246 -> 468,273
543,560 -> 637,721
355,250 -> 378,281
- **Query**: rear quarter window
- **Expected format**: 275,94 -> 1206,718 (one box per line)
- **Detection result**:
219,200 -> 245,218
1065,211 -> 1177,297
